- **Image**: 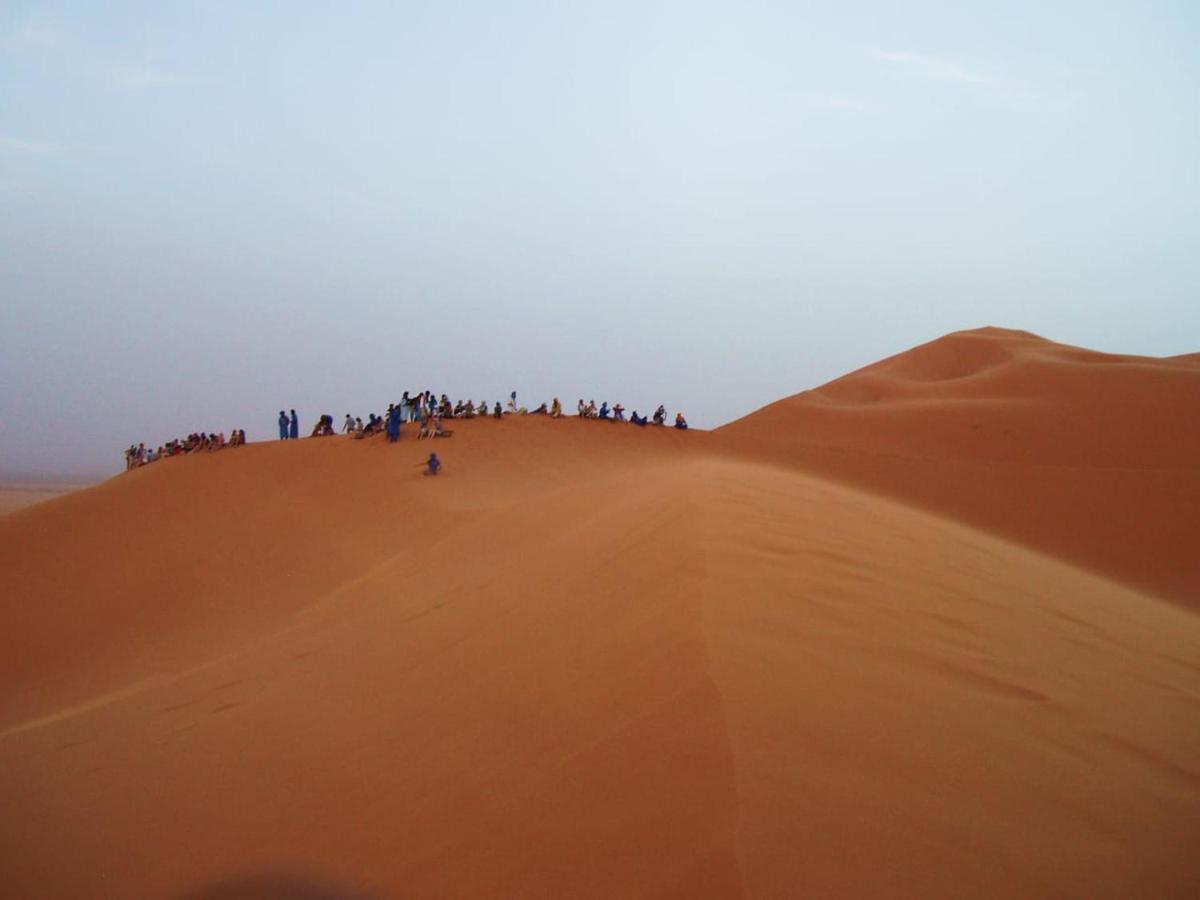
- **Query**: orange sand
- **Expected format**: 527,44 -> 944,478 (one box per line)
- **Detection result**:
1,329 -> 1197,899
716,327 -> 1200,607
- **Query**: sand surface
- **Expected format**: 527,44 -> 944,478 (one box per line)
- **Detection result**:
1,329 -> 1197,899
716,327 -> 1200,607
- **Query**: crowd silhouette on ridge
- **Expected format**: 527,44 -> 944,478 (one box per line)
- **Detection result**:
125,430 -> 246,470
125,390 -> 688,470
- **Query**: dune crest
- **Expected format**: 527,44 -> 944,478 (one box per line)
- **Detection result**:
716,327 -> 1200,606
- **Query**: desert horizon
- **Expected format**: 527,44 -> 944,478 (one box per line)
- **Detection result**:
3,326 -> 1198,898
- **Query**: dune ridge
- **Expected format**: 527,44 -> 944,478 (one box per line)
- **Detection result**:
2,329 -> 1198,898
715,327 -> 1200,607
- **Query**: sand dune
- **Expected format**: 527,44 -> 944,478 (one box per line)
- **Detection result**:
716,327 -> 1200,607
2,331 -> 1198,899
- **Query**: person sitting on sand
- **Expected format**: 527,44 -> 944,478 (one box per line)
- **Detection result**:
577,399 -> 586,417
674,412 -> 688,430
550,398 -> 562,418
598,402 -> 610,420
493,402 -> 502,419
630,411 -> 648,426
612,403 -> 626,422
586,400 -> 598,418
652,405 -> 667,426
424,452 -> 441,476
531,402 -> 548,415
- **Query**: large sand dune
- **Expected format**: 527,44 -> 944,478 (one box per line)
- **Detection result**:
1,330 -> 1198,898
716,327 -> 1200,607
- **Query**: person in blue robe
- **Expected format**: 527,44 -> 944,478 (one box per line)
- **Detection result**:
278,410 -> 289,440
289,409 -> 299,439
387,405 -> 402,442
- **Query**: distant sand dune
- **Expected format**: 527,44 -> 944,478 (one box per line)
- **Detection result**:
1,328 -> 1198,899
0,481 -> 93,516
715,327 -> 1200,606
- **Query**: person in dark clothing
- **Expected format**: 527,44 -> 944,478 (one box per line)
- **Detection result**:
289,410 -> 299,439
493,402 -> 502,419
425,452 -> 441,476
652,405 -> 666,426
387,404 -> 402,442
278,410 -> 289,440
674,412 -> 688,430
630,411 -> 648,426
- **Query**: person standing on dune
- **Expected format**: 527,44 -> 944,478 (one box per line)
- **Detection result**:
387,404 -> 402,443
289,409 -> 299,440
278,410 -> 289,440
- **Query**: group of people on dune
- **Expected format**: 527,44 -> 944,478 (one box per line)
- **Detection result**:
576,400 -> 687,429
125,430 -> 247,469
295,390 -> 689,446
127,390 -> 687,471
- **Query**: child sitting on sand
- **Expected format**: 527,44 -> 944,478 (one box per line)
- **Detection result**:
424,453 -> 441,476
675,412 -> 688,430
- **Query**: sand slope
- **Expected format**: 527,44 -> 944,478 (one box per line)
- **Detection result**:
716,327 -> 1200,607
2,334 -> 1199,899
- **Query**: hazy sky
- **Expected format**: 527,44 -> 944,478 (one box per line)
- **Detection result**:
2,1 -> 1197,476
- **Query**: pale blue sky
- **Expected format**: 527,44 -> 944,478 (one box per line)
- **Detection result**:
2,1 -> 1197,476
